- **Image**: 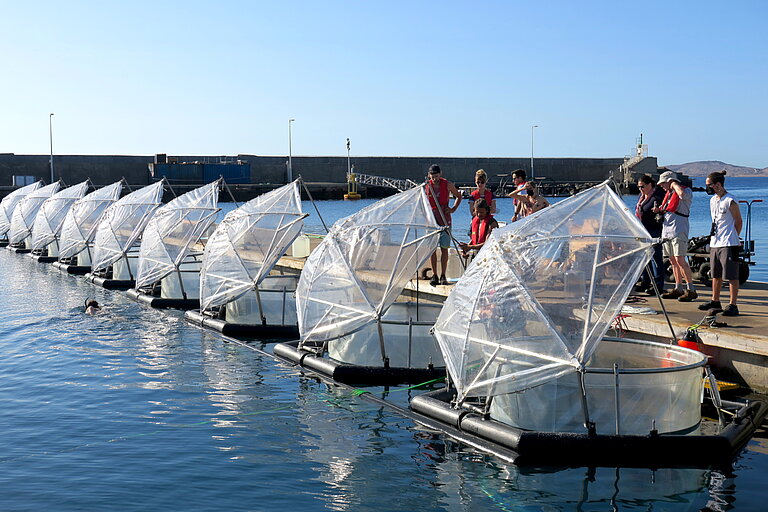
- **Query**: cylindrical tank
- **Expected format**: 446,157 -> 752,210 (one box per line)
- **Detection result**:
489,338 -> 707,435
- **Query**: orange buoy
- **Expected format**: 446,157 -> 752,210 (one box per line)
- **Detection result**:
677,327 -> 702,351
677,338 -> 700,351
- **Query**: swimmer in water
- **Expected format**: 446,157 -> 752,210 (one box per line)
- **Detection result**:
85,299 -> 101,315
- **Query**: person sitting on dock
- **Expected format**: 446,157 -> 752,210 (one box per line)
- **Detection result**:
468,169 -> 496,217
507,169 -> 528,221
508,181 -> 549,216
425,164 -> 462,286
85,299 -> 101,315
460,199 -> 498,259
653,171 -> 697,302
698,171 -> 743,316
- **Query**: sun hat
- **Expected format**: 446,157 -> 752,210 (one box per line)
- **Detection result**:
657,171 -> 678,184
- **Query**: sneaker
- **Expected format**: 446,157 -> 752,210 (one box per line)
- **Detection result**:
678,289 -> 698,302
722,304 -> 739,316
440,275 -> 449,286
634,283 -> 648,293
429,275 -> 439,286
698,300 -> 722,311
645,287 -> 657,297
661,289 -> 684,299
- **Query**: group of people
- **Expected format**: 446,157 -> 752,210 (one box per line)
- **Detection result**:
635,170 -> 742,316
424,165 -> 745,317
424,165 -> 548,287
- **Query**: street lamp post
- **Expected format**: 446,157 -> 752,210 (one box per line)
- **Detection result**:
288,118 -> 295,182
531,124 -> 539,180
49,113 -> 55,183
346,138 -> 351,175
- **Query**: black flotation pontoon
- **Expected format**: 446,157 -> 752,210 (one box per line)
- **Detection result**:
410,386 -> 768,468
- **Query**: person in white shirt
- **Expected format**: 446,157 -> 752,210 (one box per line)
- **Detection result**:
698,171 -> 743,316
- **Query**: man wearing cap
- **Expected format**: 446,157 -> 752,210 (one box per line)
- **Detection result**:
653,171 -> 697,301
425,164 -> 462,286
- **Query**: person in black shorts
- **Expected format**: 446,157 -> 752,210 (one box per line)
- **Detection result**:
698,171 -> 743,316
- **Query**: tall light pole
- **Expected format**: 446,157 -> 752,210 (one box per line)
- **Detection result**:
346,138 -> 351,175
530,124 -> 539,180
288,118 -> 295,182
49,113 -> 55,183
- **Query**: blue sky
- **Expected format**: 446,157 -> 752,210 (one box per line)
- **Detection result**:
1,1 -> 766,167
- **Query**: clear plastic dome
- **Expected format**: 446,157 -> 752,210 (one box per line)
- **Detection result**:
433,182 -> 656,401
297,186 -> 443,367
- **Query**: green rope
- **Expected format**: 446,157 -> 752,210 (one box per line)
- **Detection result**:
350,376 -> 445,397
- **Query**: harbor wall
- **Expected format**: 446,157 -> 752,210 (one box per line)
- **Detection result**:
0,153 -> 629,197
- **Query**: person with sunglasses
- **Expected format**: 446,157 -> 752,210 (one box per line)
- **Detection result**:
468,169 -> 496,217
634,174 -> 666,294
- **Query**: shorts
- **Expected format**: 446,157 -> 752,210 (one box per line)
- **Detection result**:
710,246 -> 740,281
438,228 -> 451,249
663,234 -> 688,258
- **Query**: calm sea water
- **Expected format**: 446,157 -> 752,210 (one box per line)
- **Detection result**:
1,178 -> 767,511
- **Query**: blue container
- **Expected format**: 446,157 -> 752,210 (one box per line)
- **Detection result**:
202,163 -> 250,184
149,163 -> 202,183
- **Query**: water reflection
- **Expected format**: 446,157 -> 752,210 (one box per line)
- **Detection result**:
294,379 -> 369,511
411,432 -> 734,511
1,247 -> 766,511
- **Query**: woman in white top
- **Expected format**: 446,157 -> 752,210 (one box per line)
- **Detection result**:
698,171 -> 743,316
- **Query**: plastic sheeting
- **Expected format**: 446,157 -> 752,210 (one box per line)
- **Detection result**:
200,181 -> 305,312
328,301 -> 443,367
432,182 -> 655,402
91,181 -> 165,272
8,182 -> 62,244
0,181 -> 41,238
135,181 -> 220,290
225,275 -> 299,325
30,181 -> 89,250
489,339 -> 707,434
58,181 -> 123,259
160,259 -> 202,299
113,253 -> 138,280
297,186 -> 443,353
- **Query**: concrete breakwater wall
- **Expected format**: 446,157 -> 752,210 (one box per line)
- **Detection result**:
0,153 -> 631,199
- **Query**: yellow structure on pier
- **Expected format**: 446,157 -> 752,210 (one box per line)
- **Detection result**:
344,172 -> 361,200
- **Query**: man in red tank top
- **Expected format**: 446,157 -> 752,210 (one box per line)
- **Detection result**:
425,164 -> 462,286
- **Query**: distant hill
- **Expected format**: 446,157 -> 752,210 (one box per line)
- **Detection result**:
666,161 -> 768,177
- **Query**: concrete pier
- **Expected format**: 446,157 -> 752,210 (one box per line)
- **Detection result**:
274,245 -> 768,393
1,153 -> 638,200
